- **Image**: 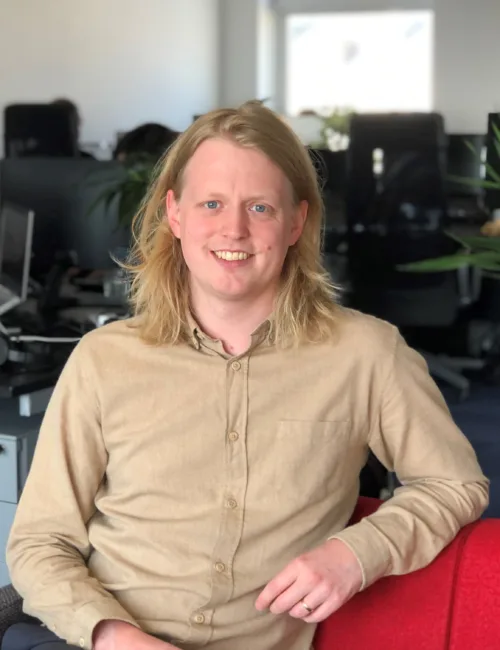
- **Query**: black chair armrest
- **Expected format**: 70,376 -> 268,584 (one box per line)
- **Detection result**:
0,584 -> 32,646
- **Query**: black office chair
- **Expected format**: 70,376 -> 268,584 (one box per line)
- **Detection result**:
345,113 -> 481,399
4,104 -> 78,158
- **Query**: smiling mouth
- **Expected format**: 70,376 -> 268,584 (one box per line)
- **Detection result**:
213,251 -> 252,261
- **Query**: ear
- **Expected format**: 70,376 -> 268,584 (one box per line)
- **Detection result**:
166,189 -> 181,239
288,200 -> 308,246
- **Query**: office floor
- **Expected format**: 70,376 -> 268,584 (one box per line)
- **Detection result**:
444,383 -> 500,519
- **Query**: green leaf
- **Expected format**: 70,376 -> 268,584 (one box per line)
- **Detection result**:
399,250 -> 500,273
485,162 -> 500,184
398,254 -> 475,272
86,186 -> 118,217
444,232 -> 500,253
492,120 -> 500,145
447,174 -> 500,190
464,139 -> 479,157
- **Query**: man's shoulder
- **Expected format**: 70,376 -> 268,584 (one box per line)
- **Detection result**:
74,318 -> 156,370
79,317 -> 141,351
330,305 -> 399,359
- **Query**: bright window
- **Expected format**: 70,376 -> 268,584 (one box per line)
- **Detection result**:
285,10 -> 434,116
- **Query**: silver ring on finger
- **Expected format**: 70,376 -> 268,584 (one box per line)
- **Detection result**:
301,600 -> 314,614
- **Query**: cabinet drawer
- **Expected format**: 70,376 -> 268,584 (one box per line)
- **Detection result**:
0,438 -> 20,503
0,501 -> 17,565
0,561 -> 10,587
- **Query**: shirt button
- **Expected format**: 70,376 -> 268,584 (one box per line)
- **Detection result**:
228,431 -> 239,442
79,639 -> 85,648
231,360 -> 241,371
215,561 -> 226,573
226,498 -> 238,509
194,613 -> 205,624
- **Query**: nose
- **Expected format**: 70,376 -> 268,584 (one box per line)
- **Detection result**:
221,205 -> 250,239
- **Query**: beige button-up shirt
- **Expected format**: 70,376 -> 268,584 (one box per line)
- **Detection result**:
6,307 -> 488,650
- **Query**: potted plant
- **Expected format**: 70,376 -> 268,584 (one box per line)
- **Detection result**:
399,118 -> 500,278
90,153 -> 157,229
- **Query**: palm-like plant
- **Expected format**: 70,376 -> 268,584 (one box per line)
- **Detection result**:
400,117 -> 500,279
89,154 -> 157,229
400,232 -> 500,279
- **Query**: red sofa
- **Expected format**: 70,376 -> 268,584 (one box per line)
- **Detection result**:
315,497 -> 500,650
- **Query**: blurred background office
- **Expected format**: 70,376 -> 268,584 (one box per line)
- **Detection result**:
0,0 -> 499,569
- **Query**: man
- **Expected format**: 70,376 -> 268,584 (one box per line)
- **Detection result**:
51,98 -> 95,158
5,102 -> 488,650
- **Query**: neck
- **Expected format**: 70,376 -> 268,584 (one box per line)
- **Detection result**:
190,288 -> 275,356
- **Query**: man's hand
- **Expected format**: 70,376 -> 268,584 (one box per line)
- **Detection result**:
255,539 -> 363,623
93,620 -> 179,650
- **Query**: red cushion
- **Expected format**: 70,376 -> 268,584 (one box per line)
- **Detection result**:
314,498 -> 500,650
448,520 -> 500,650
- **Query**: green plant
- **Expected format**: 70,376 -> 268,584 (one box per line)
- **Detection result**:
400,116 -> 500,280
89,154 -> 157,228
448,120 -> 500,193
399,232 -> 500,279
309,107 -> 354,150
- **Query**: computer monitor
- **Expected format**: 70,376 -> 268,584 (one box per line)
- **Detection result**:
0,203 -> 35,316
0,158 -> 131,277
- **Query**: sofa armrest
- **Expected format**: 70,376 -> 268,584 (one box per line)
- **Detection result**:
315,498 -> 500,650
0,584 -> 31,646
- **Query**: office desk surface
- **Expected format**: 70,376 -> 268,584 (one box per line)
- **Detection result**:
0,366 -> 62,399
0,398 -> 44,435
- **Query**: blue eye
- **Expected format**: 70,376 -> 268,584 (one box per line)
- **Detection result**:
204,200 -> 220,210
251,204 -> 267,213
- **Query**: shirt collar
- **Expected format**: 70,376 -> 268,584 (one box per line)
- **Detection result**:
186,310 -> 271,354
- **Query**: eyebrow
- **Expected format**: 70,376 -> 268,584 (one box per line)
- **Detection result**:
194,191 -> 280,204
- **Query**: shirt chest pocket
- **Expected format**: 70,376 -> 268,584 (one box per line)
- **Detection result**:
264,420 -> 351,509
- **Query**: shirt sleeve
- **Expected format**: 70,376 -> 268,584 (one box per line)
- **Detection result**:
6,340 -> 140,650
331,329 -> 489,589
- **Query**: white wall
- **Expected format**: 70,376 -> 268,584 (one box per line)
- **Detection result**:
218,0 -> 277,108
219,0 -> 500,134
0,0 -> 219,154
218,0 -> 259,107
434,0 -> 500,133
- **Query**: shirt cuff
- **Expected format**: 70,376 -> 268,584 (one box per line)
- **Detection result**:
61,600 -> 140,650
328,518 -> 392,590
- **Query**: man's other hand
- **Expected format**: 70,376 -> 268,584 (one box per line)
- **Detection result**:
92,620 -> 179,650
255,539 -> 363,623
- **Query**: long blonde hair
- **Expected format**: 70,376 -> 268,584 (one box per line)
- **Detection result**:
124,101 -> 339,347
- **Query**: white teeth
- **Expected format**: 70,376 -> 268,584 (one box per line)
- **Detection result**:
214,251 -> 250,261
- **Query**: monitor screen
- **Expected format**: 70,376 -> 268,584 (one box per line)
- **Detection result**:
0,203 -> 35,310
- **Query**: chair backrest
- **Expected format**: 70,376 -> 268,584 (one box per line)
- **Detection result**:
4,104 -> 78,158
346,113 -> 451,289
315,497 -> 500,650
344,113 -> 460,326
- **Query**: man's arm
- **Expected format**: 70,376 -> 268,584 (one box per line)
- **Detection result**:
6,341 -> 140,649
331,330 -> 489,589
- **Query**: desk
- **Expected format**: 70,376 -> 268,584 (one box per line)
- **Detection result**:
0,400 -> 42,586
0,366 -> 60,400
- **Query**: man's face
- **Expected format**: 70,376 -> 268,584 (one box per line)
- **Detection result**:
166,138 -> 307,306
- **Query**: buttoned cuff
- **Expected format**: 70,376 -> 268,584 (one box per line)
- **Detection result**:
328,519 -> 392,590
57,600 -> 140,650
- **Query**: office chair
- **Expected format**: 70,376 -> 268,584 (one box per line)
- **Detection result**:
345,113 -> 481,399
4,104 -> 78,158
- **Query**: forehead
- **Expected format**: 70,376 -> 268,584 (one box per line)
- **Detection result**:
181,138 -> 291,198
